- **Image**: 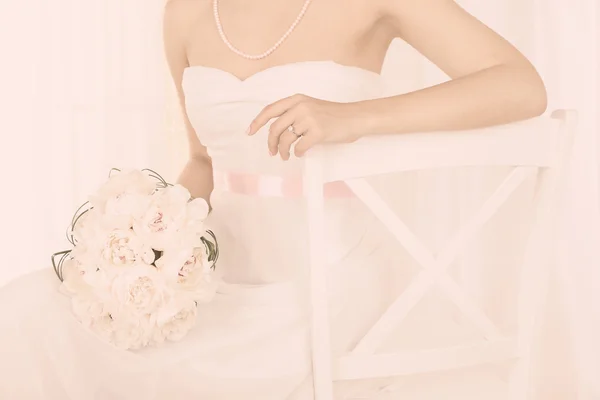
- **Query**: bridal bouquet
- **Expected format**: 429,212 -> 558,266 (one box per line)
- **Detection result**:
52,168 -> 219,350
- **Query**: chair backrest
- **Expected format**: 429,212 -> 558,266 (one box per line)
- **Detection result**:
302,110 -> 577,400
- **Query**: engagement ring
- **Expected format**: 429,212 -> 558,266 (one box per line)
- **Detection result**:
287,125 -> 302,137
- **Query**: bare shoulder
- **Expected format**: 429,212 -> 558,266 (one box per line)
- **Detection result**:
163,0 -> 212,68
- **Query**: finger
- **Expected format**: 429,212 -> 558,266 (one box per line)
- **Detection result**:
293,135 -> 319,158
280,120 -> 310,159
267,111 -> 297,156
247,94 -> 305,136
278,130 -> 301,161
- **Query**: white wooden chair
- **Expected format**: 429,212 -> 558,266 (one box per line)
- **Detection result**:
303,109 -> 577,400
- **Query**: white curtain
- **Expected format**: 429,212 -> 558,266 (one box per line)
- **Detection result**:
0,0 -> 174,285
0,0 -> 598,398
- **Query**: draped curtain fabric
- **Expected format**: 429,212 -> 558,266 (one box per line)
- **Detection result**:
0,0 -> 597,398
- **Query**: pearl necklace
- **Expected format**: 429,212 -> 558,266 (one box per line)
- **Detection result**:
213,0 -> 313,60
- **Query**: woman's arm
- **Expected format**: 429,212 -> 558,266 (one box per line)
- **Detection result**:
163,0 -> 213,203
247,0 -> 549,159
355,0 -> 548,136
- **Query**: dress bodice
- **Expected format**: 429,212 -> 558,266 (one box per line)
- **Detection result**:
182,61 -> 383,174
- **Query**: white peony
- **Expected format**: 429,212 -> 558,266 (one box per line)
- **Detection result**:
153,298 -> 198,344
108,264 -> 171,317
184,196 -> 211,227
176,246 -> 218,303
88,314 -> 115,343
69,296 -> 115,343
154,245 -> 217,303
60,257 -> 112,299
153,247 -> 192,283
100,229 -> 155,268
56,168 -> 218,349
133,185 -> 208,251
103,192 -> 152,229
70,296 -> 112,331
177,198 -> 212,246
111,314 -> 154,350
88,169 -> 157,213
73,228 -> 155,271
60,258 -> 92,296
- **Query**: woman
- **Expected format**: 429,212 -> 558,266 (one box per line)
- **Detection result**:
0,0 -> 547,398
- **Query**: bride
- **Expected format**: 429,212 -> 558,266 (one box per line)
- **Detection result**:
0,0 -> 548,399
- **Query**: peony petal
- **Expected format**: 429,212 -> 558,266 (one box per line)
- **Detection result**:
186,198 -> 210,221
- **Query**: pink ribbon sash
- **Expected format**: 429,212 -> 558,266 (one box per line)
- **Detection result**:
212,170 -> 353,198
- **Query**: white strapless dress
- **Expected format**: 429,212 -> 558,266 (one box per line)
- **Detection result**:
0,61 -> 562,399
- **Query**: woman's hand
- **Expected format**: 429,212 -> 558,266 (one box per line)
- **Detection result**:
246,94 -> 367,160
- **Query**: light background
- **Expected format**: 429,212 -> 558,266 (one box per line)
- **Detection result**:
0,0 -> 597,397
